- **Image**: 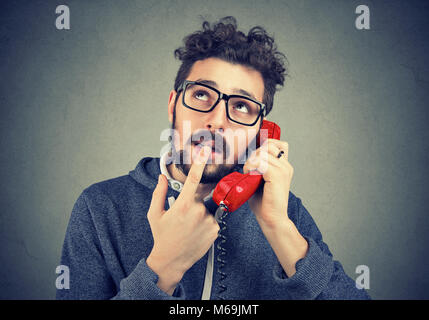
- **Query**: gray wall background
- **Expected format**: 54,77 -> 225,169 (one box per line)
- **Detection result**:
1,0 -> 428,299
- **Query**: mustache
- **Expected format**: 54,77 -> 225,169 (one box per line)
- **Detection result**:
185,129 -> 230,155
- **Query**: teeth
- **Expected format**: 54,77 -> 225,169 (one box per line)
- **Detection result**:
192,141 -> 221,153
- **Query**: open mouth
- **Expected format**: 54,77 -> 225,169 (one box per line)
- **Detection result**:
191,139 -> 223,155
192,141 -> 222,153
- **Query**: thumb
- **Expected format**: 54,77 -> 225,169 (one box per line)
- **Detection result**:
148,174 -> 168,217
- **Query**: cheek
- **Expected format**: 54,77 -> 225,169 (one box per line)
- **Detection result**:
174,116 -> 193,148
178,109 -> 208,144
235,137 -> 245,158
223,130 -> 257,162
233,134 -> 251,161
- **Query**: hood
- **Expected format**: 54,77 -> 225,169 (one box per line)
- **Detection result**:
128,157 -> 161,191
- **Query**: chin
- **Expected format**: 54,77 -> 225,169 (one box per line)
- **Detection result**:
176,162 -> 237,184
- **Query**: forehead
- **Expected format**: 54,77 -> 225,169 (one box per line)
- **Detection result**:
187,57 -> 264,102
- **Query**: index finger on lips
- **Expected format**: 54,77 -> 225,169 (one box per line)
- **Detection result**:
177,145 -> 211,203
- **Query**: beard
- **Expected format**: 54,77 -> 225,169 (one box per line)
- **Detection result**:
175,155 -> 239,184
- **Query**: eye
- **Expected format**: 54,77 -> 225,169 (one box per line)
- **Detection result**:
233,102 -> 249,114
194,90 -> 209,101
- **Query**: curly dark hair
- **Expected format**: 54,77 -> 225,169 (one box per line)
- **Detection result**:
173,16 -> 288,118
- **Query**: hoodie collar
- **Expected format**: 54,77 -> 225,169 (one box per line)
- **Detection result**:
128,151 -> 184,194
159,151 -> 184,192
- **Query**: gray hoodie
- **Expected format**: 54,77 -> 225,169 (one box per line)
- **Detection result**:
56,156 -> 370,299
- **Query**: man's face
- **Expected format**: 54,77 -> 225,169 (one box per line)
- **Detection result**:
167,57 -> 265,184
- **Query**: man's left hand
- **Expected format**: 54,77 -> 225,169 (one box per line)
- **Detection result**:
243,139 -> 294,229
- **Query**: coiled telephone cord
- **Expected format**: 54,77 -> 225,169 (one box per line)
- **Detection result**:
216,210 -> 228,300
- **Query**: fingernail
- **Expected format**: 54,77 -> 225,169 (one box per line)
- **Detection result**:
199,146 -> 211,160
197,147 -> 208,162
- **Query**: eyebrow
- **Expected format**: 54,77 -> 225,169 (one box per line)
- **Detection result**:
194,78 -> 258,101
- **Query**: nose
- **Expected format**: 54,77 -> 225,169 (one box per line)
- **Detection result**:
206,98 -> 228,132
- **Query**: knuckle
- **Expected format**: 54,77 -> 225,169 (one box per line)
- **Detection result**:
248,154 -> 259,165
175,213 -> 186,225
187,202 -> 205,218
182,202 -> 191,212
147,207 -> 156,217
147,206 -> 157,218
147,212 -> 156,225
195,205 -> 206,217
175,199 -> 189,212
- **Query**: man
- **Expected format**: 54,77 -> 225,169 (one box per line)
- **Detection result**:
57,16 -> 370,300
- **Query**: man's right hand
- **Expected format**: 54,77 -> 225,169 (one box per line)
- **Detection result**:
146,145 -> 220,295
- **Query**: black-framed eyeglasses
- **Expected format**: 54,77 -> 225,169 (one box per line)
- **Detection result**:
177,80 -> 266,126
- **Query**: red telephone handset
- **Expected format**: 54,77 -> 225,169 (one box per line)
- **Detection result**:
204,120 -> 281,218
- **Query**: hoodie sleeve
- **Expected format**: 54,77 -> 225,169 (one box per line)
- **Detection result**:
56,191 -> 185,300
272,197 -> 371,300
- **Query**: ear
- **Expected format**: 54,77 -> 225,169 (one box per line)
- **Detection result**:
167,90 -> 177,124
